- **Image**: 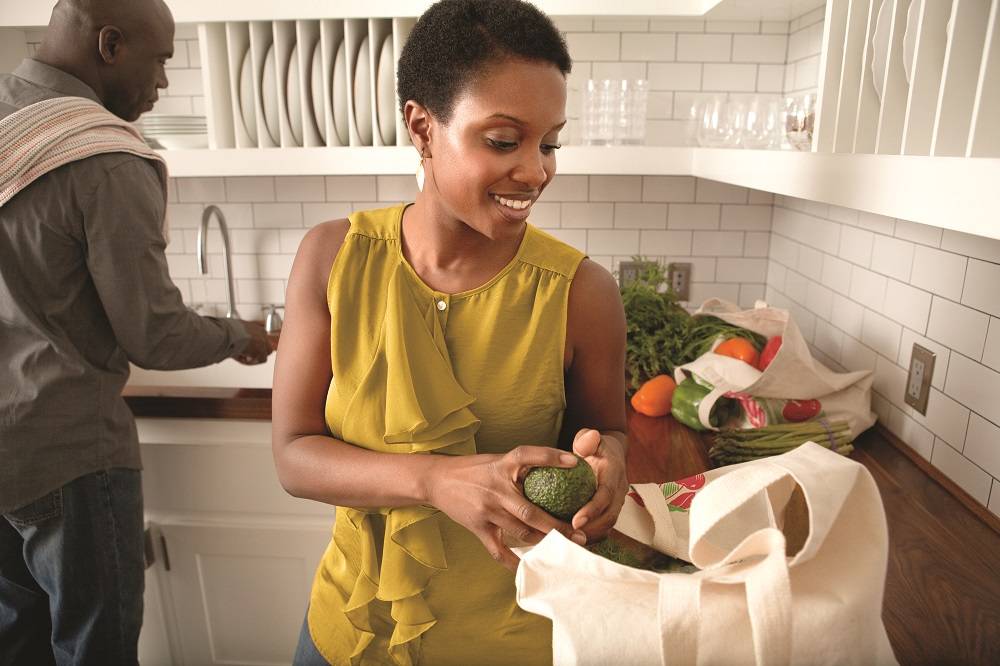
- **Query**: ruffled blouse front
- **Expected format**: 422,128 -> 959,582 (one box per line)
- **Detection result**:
308,205 -> 584,665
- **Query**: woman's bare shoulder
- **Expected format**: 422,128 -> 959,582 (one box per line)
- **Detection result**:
293,218 -> 352,289
564,258 -> 625,365
569,259 -> 622,319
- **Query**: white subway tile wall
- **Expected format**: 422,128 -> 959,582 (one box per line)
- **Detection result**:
767,194 -> 1000,516
167,174 -> 772,318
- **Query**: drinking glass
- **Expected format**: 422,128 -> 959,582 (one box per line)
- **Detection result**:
684,94 -> 708,146
614,79 -> 649,145
696,95 -> 740,148
784,93 -> 816,151
740,95 -> 783,149
581,79 -> 616,145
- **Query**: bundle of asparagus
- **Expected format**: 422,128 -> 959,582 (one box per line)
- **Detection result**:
710,420 -> 853,465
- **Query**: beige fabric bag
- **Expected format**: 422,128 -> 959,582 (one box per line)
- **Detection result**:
674,298 -> 875,438
515,443 -> 897,666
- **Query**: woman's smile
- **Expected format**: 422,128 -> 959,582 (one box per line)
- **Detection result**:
491,193 -> 535,220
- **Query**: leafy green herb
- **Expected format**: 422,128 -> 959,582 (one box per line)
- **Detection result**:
619,259 -> 690,394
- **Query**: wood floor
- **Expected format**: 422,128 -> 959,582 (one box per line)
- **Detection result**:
625,410 -> 1000,666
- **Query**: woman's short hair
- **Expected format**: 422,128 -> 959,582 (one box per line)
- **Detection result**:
397,0 -> 572,123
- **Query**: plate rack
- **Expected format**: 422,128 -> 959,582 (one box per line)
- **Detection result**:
814,0 -> 999,157
198,17 -> 416,149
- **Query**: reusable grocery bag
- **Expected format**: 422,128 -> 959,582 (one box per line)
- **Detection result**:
673,298 -> 875,438
515,442 -> 897,666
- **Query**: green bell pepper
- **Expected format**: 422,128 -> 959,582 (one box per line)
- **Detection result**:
671,378 -> 740,431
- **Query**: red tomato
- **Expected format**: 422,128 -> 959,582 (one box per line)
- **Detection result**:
714,337 -> 760,368
782,399 -> 822,422
757,335 -> 783,371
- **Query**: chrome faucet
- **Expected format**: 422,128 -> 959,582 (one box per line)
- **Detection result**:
197,205 -> 238,319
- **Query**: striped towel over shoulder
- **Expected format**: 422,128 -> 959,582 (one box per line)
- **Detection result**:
0,96 -> 169,238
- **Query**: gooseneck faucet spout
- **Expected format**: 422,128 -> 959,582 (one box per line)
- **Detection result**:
197,205 -> 238,319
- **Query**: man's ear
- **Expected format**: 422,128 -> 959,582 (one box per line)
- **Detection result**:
403,100 -> 434,157
98,25 -> 125,64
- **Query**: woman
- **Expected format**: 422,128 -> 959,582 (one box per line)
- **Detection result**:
272,1 -> 628,663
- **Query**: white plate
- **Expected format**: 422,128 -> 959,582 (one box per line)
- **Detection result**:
310,41 -> 326,143
286,44 -> 303,145
261,44 -> 280,144
376,34 -> 396,145
238,48 -> 257,144
870,0 -> 890,103
332,41 -> 349,146
353,36 -> 373,146
902,0 -> 919,84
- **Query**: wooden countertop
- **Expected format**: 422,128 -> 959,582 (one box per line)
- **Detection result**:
126,387 -> 1000,664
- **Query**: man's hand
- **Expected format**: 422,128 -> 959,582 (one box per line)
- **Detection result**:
233,321 -> 271,365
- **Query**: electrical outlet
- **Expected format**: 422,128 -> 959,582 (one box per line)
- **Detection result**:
618,260 -> 643,288
668,262 -> 691,301
904,343 -> 936,415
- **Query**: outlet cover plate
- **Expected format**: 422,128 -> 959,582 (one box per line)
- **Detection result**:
668,262 -> 691,301
904,343 -> 936,415
618,260 -> 643,288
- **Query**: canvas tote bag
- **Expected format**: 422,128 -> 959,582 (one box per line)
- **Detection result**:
673,299 -> 876,438
515,443 -> 897,666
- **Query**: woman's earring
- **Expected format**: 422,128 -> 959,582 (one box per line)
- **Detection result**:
416,158 -> 425,192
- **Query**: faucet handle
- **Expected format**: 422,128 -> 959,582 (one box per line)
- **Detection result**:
263,304 -> 284,335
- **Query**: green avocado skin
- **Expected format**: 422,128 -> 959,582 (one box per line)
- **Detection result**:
523,454 -> 597,521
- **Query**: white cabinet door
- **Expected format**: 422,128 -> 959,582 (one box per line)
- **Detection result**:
139,559 -> 175,666
157,522 -> 330,666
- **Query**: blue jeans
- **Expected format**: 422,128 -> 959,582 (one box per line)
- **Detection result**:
293,613 -> 331,665
0,469 -> 144,666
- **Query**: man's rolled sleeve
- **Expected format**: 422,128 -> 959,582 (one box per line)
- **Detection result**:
83,158 -> 250,370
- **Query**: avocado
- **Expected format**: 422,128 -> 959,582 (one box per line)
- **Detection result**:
587,534 -> 699,573
586,537 -> 644,568
523,454 -> 597,521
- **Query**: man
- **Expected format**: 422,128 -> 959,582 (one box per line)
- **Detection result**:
0,1 -> 272,663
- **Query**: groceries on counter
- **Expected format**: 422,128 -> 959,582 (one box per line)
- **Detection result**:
670,377 -> 739,431
709,420 -> 853,464
620,260 -> 690,393
671,299 -> 874,464
629,374 -> 676,417
620,264 -> 875,466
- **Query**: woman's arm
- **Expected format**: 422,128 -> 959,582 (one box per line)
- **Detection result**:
270,220 -> 584,570
560,258 -> 630,541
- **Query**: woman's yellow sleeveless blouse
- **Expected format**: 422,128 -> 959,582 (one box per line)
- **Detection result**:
307,204 -> 585,665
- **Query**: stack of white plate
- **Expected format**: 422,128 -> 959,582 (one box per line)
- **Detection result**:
137,115 -> 209,149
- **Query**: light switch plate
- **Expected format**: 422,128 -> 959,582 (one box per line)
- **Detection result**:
904,343 -> 935,415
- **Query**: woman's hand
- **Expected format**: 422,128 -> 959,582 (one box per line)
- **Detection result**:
426,446 -> 588,572
570,428 -> 629,542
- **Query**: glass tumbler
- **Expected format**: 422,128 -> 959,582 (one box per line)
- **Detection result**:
784,93 -> 816,151
581,79 -> 616,145
741,95 -> 783,149
697,95 -> 740,148
614,79 -> 649,145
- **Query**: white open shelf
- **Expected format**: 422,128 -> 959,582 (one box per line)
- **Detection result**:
159,145 -> 1000,242
158,146 -> 693,176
